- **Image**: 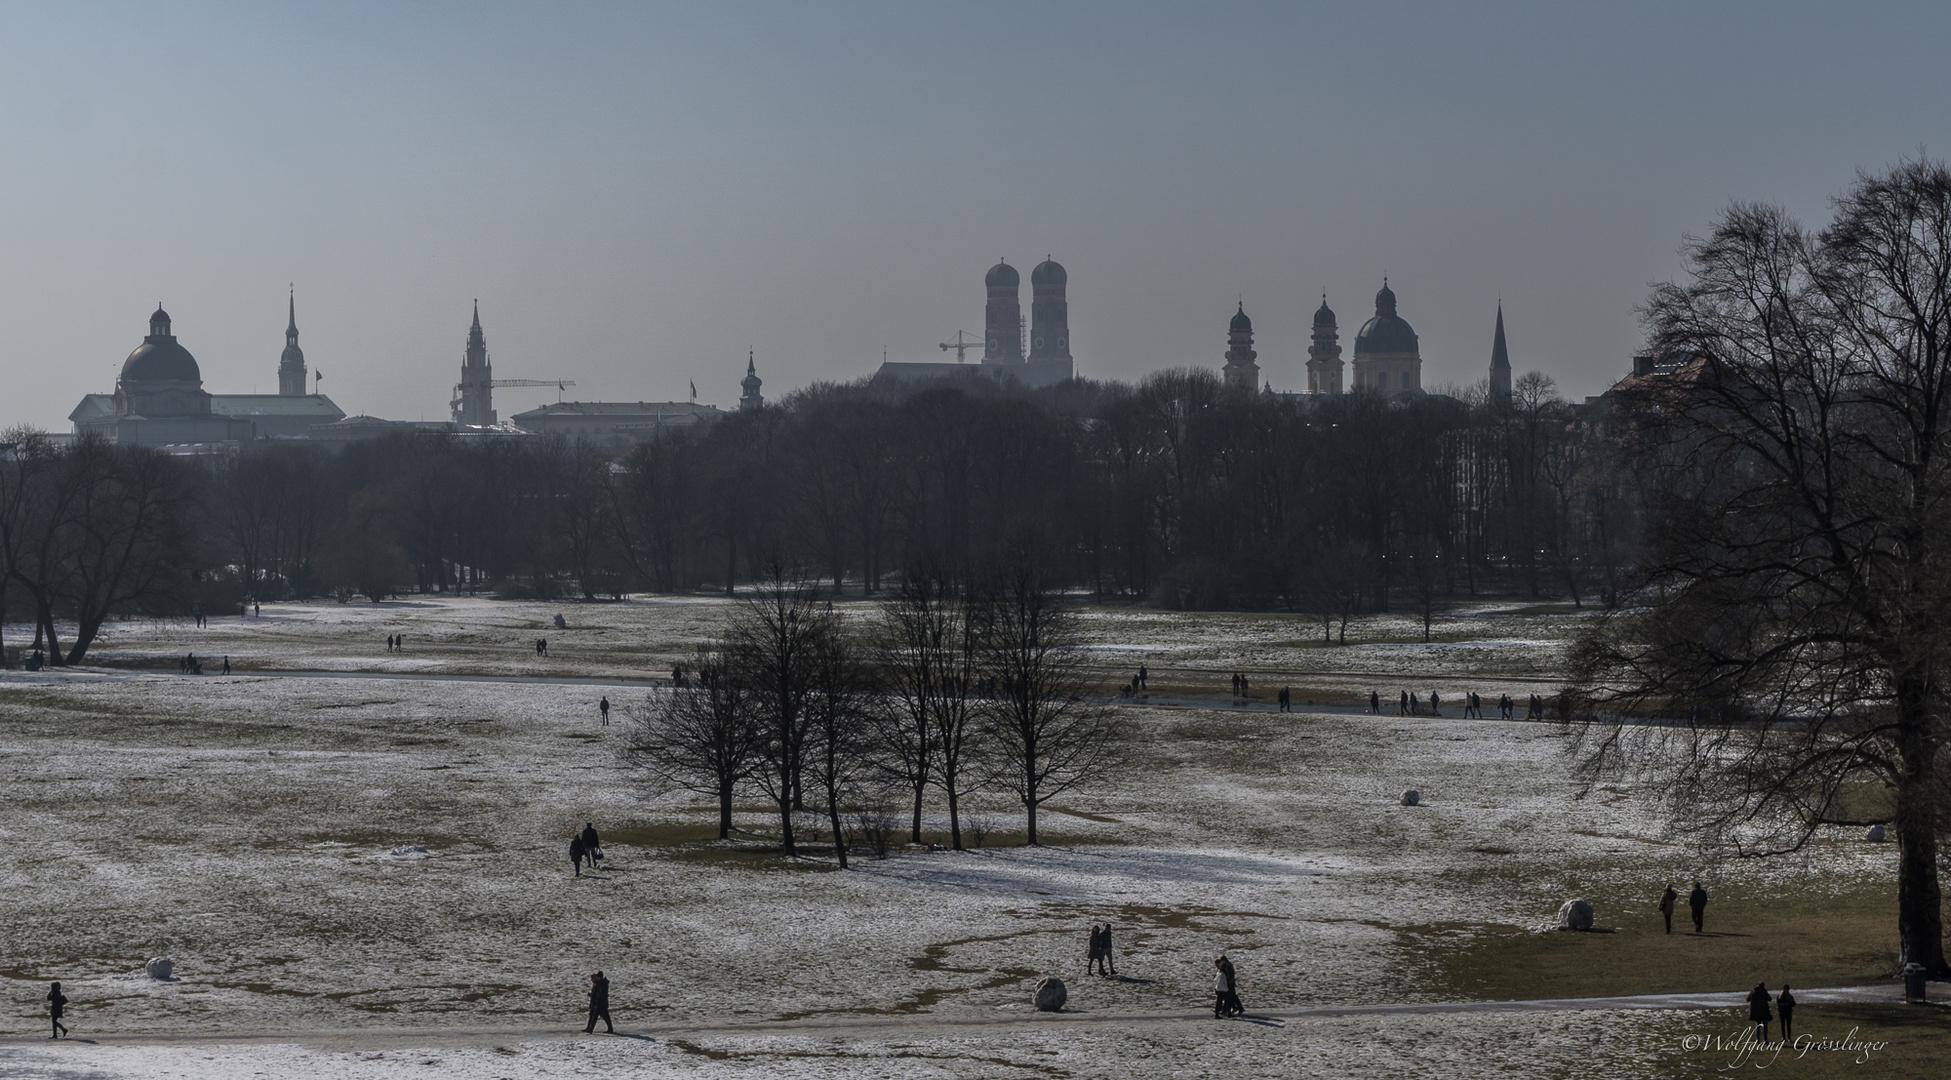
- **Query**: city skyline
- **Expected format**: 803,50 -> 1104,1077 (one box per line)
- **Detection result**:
5,3 -> 1950,426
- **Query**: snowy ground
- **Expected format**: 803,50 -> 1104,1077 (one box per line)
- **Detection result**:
0,596 -> 1902,1077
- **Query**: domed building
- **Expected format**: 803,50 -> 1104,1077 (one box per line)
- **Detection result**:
1351,280 -> 1421,394
71,301 -> 343,447
876,257 -> 1075,390
1221,303 -> 1259,392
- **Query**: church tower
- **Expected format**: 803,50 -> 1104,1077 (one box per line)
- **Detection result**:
740,350 -> 764,411
277,288 -> 307,396
1489,302 -> 1512,402
1222,303 -> 1260,392
1028,258 -> 1070,364
983,260 -> 1024,365
1305,294 -> 1342,395
454,301 -> 495,425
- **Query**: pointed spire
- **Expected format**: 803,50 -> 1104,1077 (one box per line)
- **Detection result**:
287,285 -> 298,335
471,299 -> 481,330
747,348 -> 756,376
1491,303 -> 1511,371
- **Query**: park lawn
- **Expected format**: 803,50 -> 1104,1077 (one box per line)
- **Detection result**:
1426,890 -> 1901,1000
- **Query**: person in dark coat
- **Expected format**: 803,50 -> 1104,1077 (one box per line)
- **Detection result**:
1777,985 -> 1796,1041
599,696 -> 611,725
570,836 -> 586,877
577,814 -> 600,865
1213,958 -> 1231,1018
1100,923 -> 1116,975
1138,664 -> 1148,690
1087,924 -> 1104,974
1689,881 -> 1708,933
1746,981 -> 1772,1043
1215,957 -> 1243,1017
1658,883 -> 1678,933
1399,691 -> 1409,715
1370,690 -> 1381,714
47,981 -> 67,1039
584,971 -> 613,1033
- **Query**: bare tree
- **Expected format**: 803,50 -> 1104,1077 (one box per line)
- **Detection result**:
1570,160 -> 1951,976
805,621 -> 876,868
621,647 -> 758,839
877,563 -> 991,849
726,564 -> 831,857
979,553 -> 1116,845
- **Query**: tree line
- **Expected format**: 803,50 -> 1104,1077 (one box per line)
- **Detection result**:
623,559 -> 1117,862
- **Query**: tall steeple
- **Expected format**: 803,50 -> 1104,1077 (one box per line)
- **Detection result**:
1222,303 -> 1260,392
983,260 -> 1024,365
1489,302 -> 1512,401
740,350 -> 765,411
277,287 -> 308,396
1306,293 -> 1343,395
453,300 -> 496,425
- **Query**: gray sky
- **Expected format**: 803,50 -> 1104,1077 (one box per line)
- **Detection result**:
4,2 -> 1948,428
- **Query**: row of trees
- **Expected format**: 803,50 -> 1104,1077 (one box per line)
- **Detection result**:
623,560 -> 1117,862
0,432 -> 202,665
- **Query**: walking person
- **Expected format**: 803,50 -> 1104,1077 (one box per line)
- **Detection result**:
1230,673 -> 1241,698
1213,958 -> 1232,1018
1777,985 -> 1796,1041
1429,691 -> 1442,716
1409,692 -> 1420,715
1746,981 -> 1772,1043
1087,924 -> 1105,975
1398,690 -> 1409,716
570,835 -> 586,877
1688,880 -> 1708,933
1278,687 -> 1290,712
1100,923 -> 1117,975
47,981 -> 68,1039
581,822 -> 602,871
1138,664 -> 1148,690
599,695 -> 611,726
1218,956 -> 1244,1017
1370,690 -> 1380,714
584,971 -> 614,1034
1658,883 -> 1678,934
222,656 -> 230,676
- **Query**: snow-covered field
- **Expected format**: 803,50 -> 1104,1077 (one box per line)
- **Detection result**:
0,597 -> 1895,1077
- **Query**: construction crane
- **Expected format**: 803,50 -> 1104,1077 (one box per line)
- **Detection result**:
449,378 -> 576,417
937,330 -> 986,362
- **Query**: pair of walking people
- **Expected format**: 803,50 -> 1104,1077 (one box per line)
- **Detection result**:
570,822 -> 603,876
1086,924 -> 1117,975
1746,982 -> 1797,1042
1213,957 -> 1244,1018
1658,881 -> 1709,933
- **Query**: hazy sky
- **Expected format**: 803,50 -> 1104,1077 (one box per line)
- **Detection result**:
4,2 -> 1949,428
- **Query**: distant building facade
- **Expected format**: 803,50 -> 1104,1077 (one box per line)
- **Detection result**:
71,303 -> 343,447
1351,280 -> 1422,394
1305,295 -> 1343,395
876,258 -> 1077,390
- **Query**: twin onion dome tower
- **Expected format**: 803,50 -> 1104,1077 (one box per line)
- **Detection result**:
1223,281 -> 1514,402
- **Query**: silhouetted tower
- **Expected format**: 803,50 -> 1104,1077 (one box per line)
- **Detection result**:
1222,303 -> 1260,392
740,350 -> 764,411
1489,302 -> 1512,402
1306,293 -> 1342,395
983,260 -> 1024,365
1029,258 -> 1070,364
455,300 -> 495,425
277,288 -> 307,396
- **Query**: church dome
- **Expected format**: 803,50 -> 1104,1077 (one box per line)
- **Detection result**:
985,261 -> 1019,288
1230,303 -> 1253,333
1354,282 -> 1418,355
1030,258 -> 1066,286
1314,295 -> 1336,326
120,305 -> 201,384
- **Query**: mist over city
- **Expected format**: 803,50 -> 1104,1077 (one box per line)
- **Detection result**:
2,4 -> 1948,1078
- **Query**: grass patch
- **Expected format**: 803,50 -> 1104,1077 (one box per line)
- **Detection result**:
1421,893 -> 1901,1000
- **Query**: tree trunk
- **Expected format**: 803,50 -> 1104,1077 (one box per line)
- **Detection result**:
1025,797 -> 1038,846
1896,713 -> 1949,975
717,782 -> 735,841
827,800 -> 848,870
946,784 -> 963,851
910,780 -> 925,845
777,794 -> 796,856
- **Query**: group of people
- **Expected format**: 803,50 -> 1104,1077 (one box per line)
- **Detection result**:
535,638 -> 550,656
385,634 -> 405,652
1745,982 -> 1799,1043
1118,665 -> 1151,698
1657,881 -> 1711,933
1229,672 -> 1252,699
569,822 -> 604,877
1365,690 -> 1545,720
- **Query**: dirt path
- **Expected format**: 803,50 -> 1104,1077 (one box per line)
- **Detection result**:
0,985 -> 1903,1051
